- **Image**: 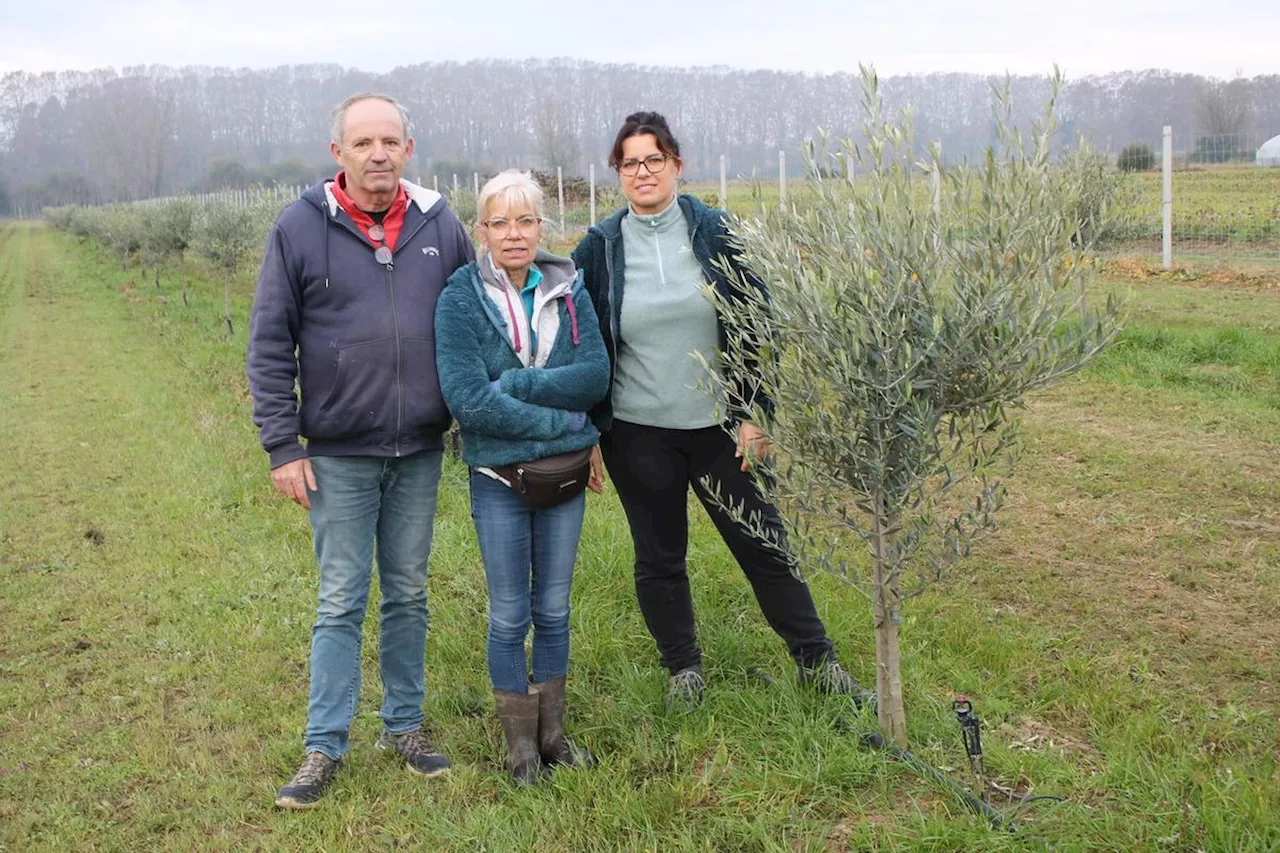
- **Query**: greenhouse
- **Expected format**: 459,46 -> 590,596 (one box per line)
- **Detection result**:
1257,134 -> 1280,166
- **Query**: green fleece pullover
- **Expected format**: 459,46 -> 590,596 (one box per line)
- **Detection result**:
613,197 -> 723,428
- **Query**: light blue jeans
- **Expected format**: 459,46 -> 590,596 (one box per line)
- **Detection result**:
304,451 -> 442,760
469,470 -> 585,693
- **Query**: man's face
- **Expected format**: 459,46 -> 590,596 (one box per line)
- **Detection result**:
330,99 -> 414,205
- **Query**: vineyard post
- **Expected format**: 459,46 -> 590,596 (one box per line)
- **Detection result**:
778,149 -> 786,209
1162,125 -> 1172,270
557,166 -> 565,231
720,154 -> 727,210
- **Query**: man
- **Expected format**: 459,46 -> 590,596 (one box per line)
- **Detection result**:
248,93 -> 474,809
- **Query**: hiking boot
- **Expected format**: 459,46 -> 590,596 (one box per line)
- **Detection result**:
275,752 -> 340,809
799,659 -> 877,710
532,676 -> 596,769
494,689 -> 548,786
376,729 -> 452,777
664,665 -> 705,713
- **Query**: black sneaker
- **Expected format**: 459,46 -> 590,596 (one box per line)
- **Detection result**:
664,666 -> 705,713
377,729 -> 451,777
798,660 -> 877,710
275,752 -> 340,809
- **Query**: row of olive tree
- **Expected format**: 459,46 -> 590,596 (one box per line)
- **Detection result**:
45,194 -> 277,334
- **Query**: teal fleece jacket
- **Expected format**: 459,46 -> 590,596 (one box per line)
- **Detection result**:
435,251 -> 611,468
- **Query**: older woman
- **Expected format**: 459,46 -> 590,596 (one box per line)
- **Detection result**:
435,170 -> 609,784
572,112 -> 868,712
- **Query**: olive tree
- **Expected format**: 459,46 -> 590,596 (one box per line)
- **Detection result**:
100,204 -> 145,273
152,198 -> 197,305
705,69 -> 1123,748
194,201 -> 261,336
1058,141 -> 1139,247
139,205 -> 167,290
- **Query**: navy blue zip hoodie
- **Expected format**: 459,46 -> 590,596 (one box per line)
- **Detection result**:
248,178 -> 474,468
570,192 -> 773,433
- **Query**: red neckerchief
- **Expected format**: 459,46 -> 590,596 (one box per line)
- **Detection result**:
330,171 -> 409,251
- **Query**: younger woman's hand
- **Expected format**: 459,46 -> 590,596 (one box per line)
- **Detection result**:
735,421 -> 771,471
588,445 -> 606,494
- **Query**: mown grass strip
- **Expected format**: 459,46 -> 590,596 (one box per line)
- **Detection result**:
1,223 -> 1277,851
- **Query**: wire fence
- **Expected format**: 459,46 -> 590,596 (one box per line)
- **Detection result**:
1114,130 -> 1280,270
32,125 -> 1280,271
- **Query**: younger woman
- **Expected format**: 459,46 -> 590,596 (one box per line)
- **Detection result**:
572,113 -> 867,711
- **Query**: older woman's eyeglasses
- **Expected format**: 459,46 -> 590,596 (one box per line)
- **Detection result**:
618,154 -> 668,177
482,215 -> 541,236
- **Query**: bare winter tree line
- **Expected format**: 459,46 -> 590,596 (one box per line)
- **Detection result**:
2,60 -> 1276,213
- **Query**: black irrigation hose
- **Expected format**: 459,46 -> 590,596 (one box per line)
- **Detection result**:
1016,795 -> 1068,805
748,669 -> 1015,831
749,668 -> 778,687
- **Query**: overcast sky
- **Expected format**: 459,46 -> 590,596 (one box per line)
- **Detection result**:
2,0 -> 1275,79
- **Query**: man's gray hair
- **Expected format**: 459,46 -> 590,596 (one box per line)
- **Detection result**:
330,94 -> 412,144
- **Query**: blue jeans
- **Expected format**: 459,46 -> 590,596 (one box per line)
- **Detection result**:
304,451 -> 443,760
469,470 -> 585,693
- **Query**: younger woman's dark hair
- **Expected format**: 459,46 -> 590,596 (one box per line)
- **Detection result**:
607,111 -> 682,170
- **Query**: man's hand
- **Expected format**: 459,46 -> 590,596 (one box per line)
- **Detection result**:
271,458 -> 318,510
735,421 -> 772,472
588,445 -> 606,494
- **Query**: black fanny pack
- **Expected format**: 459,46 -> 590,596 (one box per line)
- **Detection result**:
492,447 -> 593,509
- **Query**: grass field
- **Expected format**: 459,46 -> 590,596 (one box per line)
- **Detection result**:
2,221 -> 1279,851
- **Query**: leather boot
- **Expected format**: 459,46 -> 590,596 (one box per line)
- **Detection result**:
493,689 -> 546,785
531,676 -> 596,768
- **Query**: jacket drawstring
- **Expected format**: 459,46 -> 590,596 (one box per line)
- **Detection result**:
564,293 -> 579,345
501,285 -> 522,354
491,262 -> 579,356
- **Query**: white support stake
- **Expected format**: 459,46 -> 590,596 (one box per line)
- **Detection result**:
931,141 -> 942,252
847,148 -> 856,221
589,163 -> 596,225
778,150 -> 786,209
719,154 -> 727,210
557,166 -> 565,231
1162,125 -> 1173,270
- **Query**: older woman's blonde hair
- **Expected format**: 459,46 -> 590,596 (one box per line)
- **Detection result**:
476,169 -> 545,228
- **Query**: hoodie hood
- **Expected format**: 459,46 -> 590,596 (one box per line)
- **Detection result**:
524,249 -> 578,292
452,248 -> 584,368
298,177 -> 447,290
303,177 -> 445,220
464,248 -> 580,297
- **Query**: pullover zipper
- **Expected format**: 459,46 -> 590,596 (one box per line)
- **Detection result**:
654,229 -> 666,285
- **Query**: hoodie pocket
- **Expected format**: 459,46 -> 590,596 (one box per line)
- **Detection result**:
399,335 -> 447,430
309,338 -> 398,438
